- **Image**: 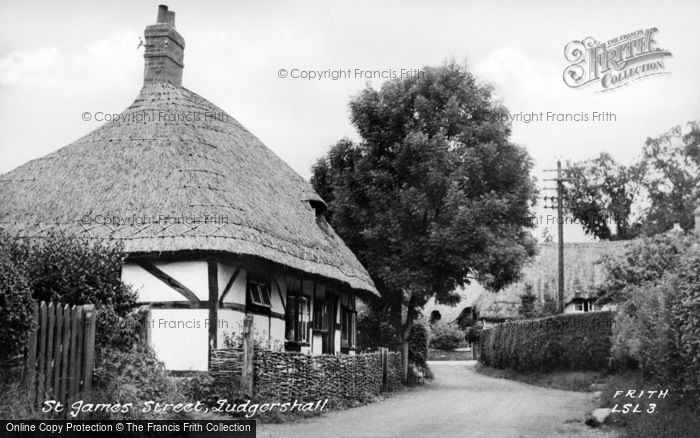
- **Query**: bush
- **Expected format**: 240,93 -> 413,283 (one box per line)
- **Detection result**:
407,319 -> 432,382
479,311 -> 615,372
408,319 -> 430,363
89,346 -> 185,420
429,321 -> 464,350
604,234 -> 700,404
0,232 -> 139,352
610,282 -> 675,374
0,240 -> 34,362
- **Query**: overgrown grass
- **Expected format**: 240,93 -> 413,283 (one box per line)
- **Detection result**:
0,379 -> 41,420
598,371 -> 700,438
476,363 -> 604,392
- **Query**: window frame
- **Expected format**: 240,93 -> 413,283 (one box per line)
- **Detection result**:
312,300 -> 330,332
340,294 -> 357,349
285,282 -> 311,345
246,277 -> 272,313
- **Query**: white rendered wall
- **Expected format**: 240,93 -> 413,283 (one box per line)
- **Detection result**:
121,261 -> 208,302
218,263 -> 246,305
122,261 -> 210,370
155,261 -> 209,300
148,308 -> 209,371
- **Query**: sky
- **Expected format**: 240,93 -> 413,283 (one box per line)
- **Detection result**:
1,0 -> 698,242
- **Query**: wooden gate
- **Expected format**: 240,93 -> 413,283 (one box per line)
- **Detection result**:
25,301 -> 97,406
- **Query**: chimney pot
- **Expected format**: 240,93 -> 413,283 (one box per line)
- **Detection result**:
165,11 -> 176,26
157,5 -> 168,23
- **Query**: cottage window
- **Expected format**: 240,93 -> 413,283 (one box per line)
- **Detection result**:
247,279 -> 271,307
574,301 -> 584,312
340,295 -> 357,349
312,300 -> 330,332
286,295 -> 310,344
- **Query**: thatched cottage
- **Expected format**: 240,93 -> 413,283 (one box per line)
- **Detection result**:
425,242 -> 627,327
0,6 -> 377,371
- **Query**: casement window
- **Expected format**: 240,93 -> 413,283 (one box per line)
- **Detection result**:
312,300 -> 330,332
247,279 -> 271,308
574,301 -> 584,312
285,294 -> 310,344
340,294 -> 357,349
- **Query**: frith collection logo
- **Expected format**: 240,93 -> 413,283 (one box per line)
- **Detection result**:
563,28 -> 672,92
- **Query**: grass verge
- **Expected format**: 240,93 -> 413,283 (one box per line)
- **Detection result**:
475,363 -> 604,392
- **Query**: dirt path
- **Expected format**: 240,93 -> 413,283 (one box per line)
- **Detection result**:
257,361 -> 616,438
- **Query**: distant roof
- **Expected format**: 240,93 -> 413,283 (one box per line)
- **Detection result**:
426,242 -> 627,321
423,282 -> 484,323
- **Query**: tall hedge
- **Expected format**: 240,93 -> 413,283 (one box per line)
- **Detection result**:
0,232 -> 139,352
479,311 -> 615,372
0,244 -> 34,363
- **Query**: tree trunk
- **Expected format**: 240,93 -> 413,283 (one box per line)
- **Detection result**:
400,335 -> 409,383
398,295 -> 418,383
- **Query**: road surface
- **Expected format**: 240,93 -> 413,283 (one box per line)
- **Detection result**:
257,361 -> 614,438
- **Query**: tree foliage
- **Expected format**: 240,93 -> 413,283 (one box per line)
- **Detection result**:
565,121 -> 699,240
564,153 -> 642,240
311,62 -> 537,350
596,232 -> 695,305
638,122 -> 700,235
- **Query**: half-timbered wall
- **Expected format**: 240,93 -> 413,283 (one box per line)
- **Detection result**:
122,259 -> 359,370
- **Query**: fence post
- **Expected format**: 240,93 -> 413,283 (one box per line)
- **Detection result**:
37,302 -> 48,402
81,305 -> 97,401
241,315 -> 255,396
68,305 -> 80,401
60,304 -> 71,405
45,303 -> 56,400
52,304 -> 64,401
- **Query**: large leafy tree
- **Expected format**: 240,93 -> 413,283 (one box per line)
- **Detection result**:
564,153 -> 643,240
564,121 -> 700,240
311,62 -> 537,375
638,122 -> 700,235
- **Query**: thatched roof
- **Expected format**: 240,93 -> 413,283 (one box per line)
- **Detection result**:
423,282 -> 482,323
473,242 -> 626,320
0,9 -> 377,296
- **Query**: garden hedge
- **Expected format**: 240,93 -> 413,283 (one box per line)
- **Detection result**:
478,311 -> 615,372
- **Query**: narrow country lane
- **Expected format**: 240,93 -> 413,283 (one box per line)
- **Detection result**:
257,361 -> 616,438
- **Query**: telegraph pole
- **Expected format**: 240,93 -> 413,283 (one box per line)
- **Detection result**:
543,160 -> 568,314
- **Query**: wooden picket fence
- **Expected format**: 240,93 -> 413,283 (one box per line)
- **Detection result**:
25,301 -> 97,406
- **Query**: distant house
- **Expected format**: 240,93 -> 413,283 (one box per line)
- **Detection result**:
423,284 -> 481,329
0,6 -> 377,371
425,242 -> 627,326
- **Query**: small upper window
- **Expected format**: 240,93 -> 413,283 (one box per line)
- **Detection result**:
248,279 -> 271,307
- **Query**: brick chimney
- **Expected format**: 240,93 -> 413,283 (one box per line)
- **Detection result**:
144,5 -> 184,86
